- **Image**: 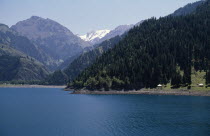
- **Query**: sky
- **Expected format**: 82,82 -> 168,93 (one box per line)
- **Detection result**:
0,0 -> 199,35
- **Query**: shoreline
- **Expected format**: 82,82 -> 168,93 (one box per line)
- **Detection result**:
71,89 -> 210,96
0,84 -> 66,88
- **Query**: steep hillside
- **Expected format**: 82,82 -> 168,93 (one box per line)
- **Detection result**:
0,24 -> 44,63
64,36 -> 122,80
172,0 -> 205,16
69,0 -> 210,90
47,1 -> 204,85
0,43 -> 49,81
11,16 -> 90,70
44,36 -> 122,85
44,70 -> 68,85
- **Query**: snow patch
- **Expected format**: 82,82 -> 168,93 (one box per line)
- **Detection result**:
80,30 -> 110,43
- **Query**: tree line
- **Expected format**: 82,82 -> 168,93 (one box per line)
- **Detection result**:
69,1 -> 210,91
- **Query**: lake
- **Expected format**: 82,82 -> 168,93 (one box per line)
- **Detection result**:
0,88 -> 210,136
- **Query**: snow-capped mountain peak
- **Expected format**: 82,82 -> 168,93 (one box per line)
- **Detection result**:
80,30 -> 110,44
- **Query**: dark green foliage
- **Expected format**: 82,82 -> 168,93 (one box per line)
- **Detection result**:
0,55 -> 20,81
0,54 -> 49,81
111,77 -> 125,90
70,0 -> 210,90
45,70 -> 68,85
46,36 -> 122,85
0,80 -> 45,85
57,54 -> 81,70
171,71 -> 182,88
0,43 -> 49,81
0,25 -> 49,82
206,68 -> 210,86
84,77 -> 99,90
64,36 -> 122,81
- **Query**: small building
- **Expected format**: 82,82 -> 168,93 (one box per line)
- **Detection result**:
198,83 -> 204,87
157,84 -> 163,89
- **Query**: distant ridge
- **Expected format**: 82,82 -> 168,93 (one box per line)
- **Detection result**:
98,24 -> 134,44
80,24 -> 134,45
80,30 -> 110,44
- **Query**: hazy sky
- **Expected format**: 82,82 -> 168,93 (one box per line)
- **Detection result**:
0,0 -> 199,35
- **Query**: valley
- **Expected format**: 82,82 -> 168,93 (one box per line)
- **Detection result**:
1,1 -> 210,136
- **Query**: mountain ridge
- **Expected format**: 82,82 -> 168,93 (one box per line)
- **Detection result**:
0,23 -> 46,65
11,16 -> 91,70
80,30 -> 110,44
45,0 -> 205,85
69,0 -> 210,90
0,43 -> 49,81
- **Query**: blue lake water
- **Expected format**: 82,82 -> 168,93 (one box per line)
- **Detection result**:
0,88 -> 210,136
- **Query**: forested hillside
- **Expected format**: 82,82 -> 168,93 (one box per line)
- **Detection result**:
64,36 -> 122,81
44,36 -> 122,85
69,0 -> 210,91
0,24 -> 49,82
0,43 -> 49,81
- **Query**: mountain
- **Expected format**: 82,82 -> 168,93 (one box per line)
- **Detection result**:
45,24 -> 132,85
84,0 -> 205,47
57,45 -> 93,70
59,25 -> 134,70
80,24 -> 134,46
172,0 -> 205,16
45,26 -> 129,85
0,23 -> 49,81
64,36 -> 122,80
11,16 -> 90,70
69,0 -> 210,91
0,44 -> 49,81
80,30 -> 110,44
44,35 -> 122,85
0,24 -> 45,63
98,24 -> 134,44
44,0 -> 204,85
